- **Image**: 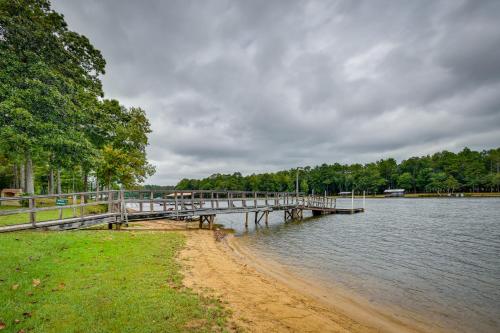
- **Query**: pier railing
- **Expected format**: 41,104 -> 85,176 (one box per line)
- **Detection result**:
0,190 -> 362,232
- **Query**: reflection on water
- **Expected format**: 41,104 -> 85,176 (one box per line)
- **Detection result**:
214,198 -> 500,333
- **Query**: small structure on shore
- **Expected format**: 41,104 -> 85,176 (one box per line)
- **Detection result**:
0,188 -> 23,206
338,191 -> 352,197
384,189 -> 405,197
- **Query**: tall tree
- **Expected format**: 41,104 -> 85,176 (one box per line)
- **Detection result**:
0,0 -> 105,193
95,101 -> 155,189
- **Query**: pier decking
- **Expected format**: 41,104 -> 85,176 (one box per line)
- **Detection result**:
0,190 -> 364,232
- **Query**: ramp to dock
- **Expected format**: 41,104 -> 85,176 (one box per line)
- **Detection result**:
0,190 -> 364,232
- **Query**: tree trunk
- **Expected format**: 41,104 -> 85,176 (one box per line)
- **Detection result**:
20,163 -> 25,192
83,172 -> 88,203
12,164 -> 19,188
25,152 -> 34,194
49,168 -> 54,194
83,173 -> 88,192
57,169 -> 62,194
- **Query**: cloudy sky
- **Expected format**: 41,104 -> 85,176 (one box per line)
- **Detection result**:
52,0 -> 500,185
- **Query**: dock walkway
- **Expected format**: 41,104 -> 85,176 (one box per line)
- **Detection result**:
0,190 -> 364,232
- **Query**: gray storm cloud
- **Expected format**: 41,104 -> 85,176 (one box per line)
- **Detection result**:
52,0 -> 500,184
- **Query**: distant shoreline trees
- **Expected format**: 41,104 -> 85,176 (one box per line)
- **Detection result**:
175,147 -> 500,194
0,0 -> 154,194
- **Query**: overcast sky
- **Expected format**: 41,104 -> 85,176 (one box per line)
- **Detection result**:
52,0 -> 500,185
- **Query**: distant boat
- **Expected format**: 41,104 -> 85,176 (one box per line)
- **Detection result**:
384,189 -> 405,197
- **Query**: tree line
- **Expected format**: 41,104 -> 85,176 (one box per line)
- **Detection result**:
0,0 -> 154,195
175,147 -> 500,194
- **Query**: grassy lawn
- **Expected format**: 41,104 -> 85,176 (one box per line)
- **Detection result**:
0,205 -> 107,227
0,231 -> 230,332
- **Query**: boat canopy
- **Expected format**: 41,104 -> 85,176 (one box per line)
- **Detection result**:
384,189 -> 405,193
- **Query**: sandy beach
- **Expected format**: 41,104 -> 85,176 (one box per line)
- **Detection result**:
124,220 -> 432,333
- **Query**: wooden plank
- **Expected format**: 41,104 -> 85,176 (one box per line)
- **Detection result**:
0,201 -> 110,216
0,214 -> 118,233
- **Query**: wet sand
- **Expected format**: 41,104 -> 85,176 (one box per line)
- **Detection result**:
125,221 -> 431,332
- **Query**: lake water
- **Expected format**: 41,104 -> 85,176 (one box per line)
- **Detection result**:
214,198 -> 500,333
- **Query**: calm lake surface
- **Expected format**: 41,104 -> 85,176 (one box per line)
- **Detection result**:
215,198 -> 500,333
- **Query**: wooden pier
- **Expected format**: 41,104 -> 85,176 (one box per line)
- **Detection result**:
0,190 -> 364,233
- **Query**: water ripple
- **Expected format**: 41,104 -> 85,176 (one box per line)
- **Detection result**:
216,198 -> 500,333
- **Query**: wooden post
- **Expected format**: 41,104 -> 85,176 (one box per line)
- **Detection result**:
29,198 -> 36,226
181,192 -> 186,211
139,192 -> 143,212
211,192 -> 214,209
191,192 -> 195,209
120,190 -> 125,223
351,190 -> 354,210
72,194 -> 77,217
242,192 -> 246,207
254,192 -> 257,208
174,192 -> 178,219
216,193 -> 219,209
228,192 -> 231,208
80,194 -> 85,218
150,191 -> 154,212
265,211 -> 269,225
245,212 -> 248,228
254,211 -> 258,224
108,191 -> 113,213
119,191 -> 127,225
163,193 -> 167,211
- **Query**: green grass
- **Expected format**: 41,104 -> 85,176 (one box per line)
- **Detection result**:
0,231 -> 230,332
0,205 -> 107,227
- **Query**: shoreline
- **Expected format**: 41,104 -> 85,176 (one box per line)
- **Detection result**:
174,224 -> 439,332
124,220 -> 444,332
227,235 -> 438,333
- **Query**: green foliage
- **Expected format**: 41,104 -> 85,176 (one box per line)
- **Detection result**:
397,172 -> 413,190
95,102 -> 155,188
175,147 -> 500,194
0,0 -> 154,193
